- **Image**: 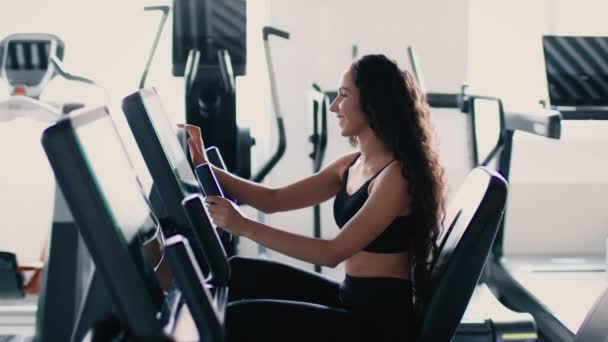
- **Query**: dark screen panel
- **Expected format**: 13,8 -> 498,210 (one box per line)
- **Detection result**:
122,88 -> 211,273
71,108 -> 161,247
6,41 -> 50,69
172,0 -> 246,76
543,35 -> 608,107
42,107 -> 166,338
139,88 -> 199,190
70,110 -> 166,310
5,40 -> 51,86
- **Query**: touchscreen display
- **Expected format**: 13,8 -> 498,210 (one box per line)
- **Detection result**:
140,89 -> 199,191
72,108 -> 161,254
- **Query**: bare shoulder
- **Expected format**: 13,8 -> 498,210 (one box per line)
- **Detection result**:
368,162 -> 411,215
329,152 -> 360,180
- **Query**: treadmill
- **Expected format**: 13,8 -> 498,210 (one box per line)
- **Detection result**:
0,33 -> 95,341
485,35 -> 608,341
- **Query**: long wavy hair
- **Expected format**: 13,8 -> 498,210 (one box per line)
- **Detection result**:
350,54 -> 446,310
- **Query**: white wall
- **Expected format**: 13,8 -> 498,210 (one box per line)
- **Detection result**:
257,0 -> 472,278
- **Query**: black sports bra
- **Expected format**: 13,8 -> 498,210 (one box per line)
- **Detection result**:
333,154 -> 413,253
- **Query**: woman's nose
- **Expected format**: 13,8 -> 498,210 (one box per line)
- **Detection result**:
329,98 -> 338,112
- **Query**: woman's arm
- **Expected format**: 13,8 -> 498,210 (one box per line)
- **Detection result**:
252,153 -> 358,213
182,124 -> 355,213
210,155 -> 346,213
206,163 -> 409,267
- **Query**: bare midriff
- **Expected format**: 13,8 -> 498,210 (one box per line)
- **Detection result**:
345,250 -> 411,280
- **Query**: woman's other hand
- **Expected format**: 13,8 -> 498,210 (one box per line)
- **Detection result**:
205,196 -> 249,235
178,123 -> 207,166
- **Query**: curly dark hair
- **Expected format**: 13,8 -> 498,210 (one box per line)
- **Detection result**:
350,54 -> 446,310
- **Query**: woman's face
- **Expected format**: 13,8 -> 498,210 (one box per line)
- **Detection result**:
329,69 -> 368,137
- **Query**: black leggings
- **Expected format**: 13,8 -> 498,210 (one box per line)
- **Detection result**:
224,256 -> 415,342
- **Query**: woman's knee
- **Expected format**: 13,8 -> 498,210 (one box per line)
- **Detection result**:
228,255 -> 254,265
228,256 -> 262,280
228,255 -> 248,270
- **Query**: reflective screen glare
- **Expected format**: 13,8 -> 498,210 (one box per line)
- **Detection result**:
140,89 -> 199,190
71,108 -> 158,243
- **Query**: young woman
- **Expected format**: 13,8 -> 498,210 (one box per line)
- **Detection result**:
183,54 -> 445,341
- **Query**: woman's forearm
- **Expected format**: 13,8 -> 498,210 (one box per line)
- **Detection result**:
239,219 -> 339,267
183,125 -> 278,211
210,165 -> 278,213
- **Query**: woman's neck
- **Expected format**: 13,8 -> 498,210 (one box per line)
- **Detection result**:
356,128 -> 392,164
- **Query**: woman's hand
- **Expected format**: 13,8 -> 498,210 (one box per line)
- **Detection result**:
178,124 -> 207,166
205,196 -> 249,235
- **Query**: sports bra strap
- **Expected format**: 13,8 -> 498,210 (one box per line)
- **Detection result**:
343,154 -> 396,188
368,159 -> 396,182
348,153 -> 361,167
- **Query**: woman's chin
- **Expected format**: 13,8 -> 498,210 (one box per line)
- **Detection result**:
339,124 -> 357,136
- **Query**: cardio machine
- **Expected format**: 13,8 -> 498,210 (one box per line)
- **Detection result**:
308,84 -> 329,273
409,44 -> 570,342
0,32 -> 105,341
41,105 -> 229,341
482,35 -> 608,342
129,0 -> 289,258
465,95 -> 562,342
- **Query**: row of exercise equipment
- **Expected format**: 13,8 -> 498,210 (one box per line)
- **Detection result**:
480,35 -> 608,342
0,32 -> 107,341
37,86 -> 608,341
41,91 -> 509,340
0,0 -> 289,338
408,35 -> 608,341
1,0 -> 607,339
1,31 -> 513,339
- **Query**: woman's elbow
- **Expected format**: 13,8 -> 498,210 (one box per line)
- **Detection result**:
323,255 -> 345,269
323,259 -> 341,269
260,207 -> 276,215
323,244 -> 348,268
